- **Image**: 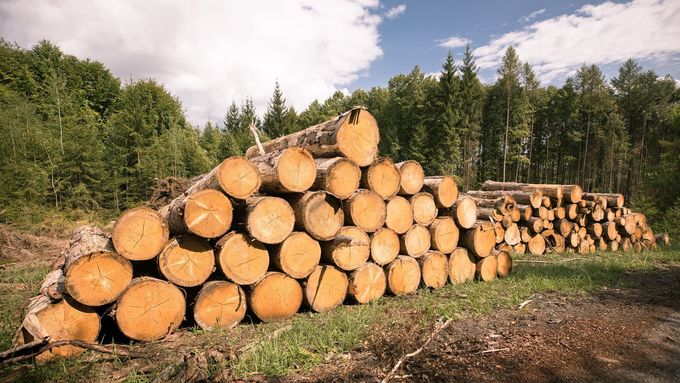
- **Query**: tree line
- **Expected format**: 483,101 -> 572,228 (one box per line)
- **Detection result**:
0,40 -> 678,231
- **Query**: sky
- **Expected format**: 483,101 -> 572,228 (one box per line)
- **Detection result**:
1,0 -> 679,126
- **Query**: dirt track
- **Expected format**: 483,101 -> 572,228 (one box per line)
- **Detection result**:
290,266 -> 680,383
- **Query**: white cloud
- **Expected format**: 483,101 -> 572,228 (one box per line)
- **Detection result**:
474,0 -> 680,83
385,4 -> 406,19
0,0 -> 384,125
437,36 -> 471,49
519,8 -> 545,23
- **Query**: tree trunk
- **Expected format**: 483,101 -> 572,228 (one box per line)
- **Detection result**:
360,157 -> 401,199
248,272 -> 303,322
422,176 -> 458,208
369,228 -> 399,266
313,157 -> 361,200
193,281 -> 246,330
418,251 -> 448,289
249,147 -> 317,193
342,189 -> 386,233
216,232 -> 270,285
385,196 -> 413,234
460,221 -> 496,257
385,256 -> 421,296
347,262 -> 386,304
242,196 -> 295,244
428,217 -> 459,254
303,265 -> 348,313
288,191 -> 344,241
410,192 -> 438,225
271,232 -> 320,279
158,235 -> 214,287
321,226 -> 370,271
448,247 -> 476,284
245,107 -> 380,167
112,207 -> 169,261
395,160 -> 425,196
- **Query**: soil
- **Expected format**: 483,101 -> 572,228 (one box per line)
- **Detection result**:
0,224 -> 67,264
288,266 -> 680,383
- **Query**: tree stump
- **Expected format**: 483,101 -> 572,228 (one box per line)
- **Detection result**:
193,281 -> 246,330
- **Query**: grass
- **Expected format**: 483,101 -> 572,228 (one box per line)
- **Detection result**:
1,248 -> 678,382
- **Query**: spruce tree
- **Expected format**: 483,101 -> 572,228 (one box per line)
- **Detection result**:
262,82 -> 289,138
430,50 -> 462,176
497,46 -> 522,181
459,44 -> 484,188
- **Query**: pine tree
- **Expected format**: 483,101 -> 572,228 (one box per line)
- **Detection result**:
430,51 -> 462,176
459,45 -> 484,188
262,82 -> 289,138
497,46 -> 522,181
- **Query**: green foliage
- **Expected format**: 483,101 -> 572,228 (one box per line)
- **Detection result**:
262,82 -> 296,138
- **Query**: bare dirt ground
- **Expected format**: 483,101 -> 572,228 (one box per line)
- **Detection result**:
288,266 -> 680,383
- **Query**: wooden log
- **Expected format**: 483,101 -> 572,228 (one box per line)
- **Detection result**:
493,222 -> 505,244
501,214 -> 514,229
655,233 -> 670,246
504,223 -> 521,245
321,226 -> 370,271
597,237 -> 608,251
16,296 -> 100,361
605,209 -> 615,222
477,207 -> 503,222
250,147 -> 317,193
347,262 -> 386,304
542,230 -> 565,253
554,219 -> 573,238
581,193 -> 608,209
245,107 -> 380,167
158,235 -> 215,287
422,176 -> 458,208
303,265 -> 348,313
159,188 -> 233,239
248,272 -> 302,322
410,192 -> 438,225
535,206 -> 549,220
476,255 -> 498,282
497,243 -> 513,253
271,231 -> 321,279
243,196 -> 295,244
528,234 -> 546,255
112,207 -> 169,261
565,204 -> 578,220
399,224 -> 431,258
448,247 -> 476,284
473,196 -> 516,215
517,205 -> 533,221
602,222 -> 618,241
510,208 -> 521,222
443,196 -> 478,229
576,213 -> 587,227
428,217 -> 459,254
460,222 -> 495,257
343,189 -> 386,233
525,217 -> 544,233
495,249 -> 512,277
466,189 -> 542,209
385,256 -> 421,296
115,277 -> 185,341
370,228 -> 400,266
481,181 -> 564,201
193,281 -> 247,330
621,237 -> 632,252
520,227 -> 532,243
544,220 -> 554,230
546,209 -> 555,221
178,156 -> 260,200
313,157 -> 361,200
288,191 -> 344,241
583,192 -> 624,208
216,232 -> 270,285
360,157 -> 401,199
542,196 -> 552,208
568,232 -> 581,248
609,240 -> 620,252
553,207 -> 566,220
513,242 -> 526,254
395,160 -> 424,196
385,196 -> 414,234
621,215 -> 637,235
418,251 -> 449,289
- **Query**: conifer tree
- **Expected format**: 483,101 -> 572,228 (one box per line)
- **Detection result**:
459,45 -> 484,188
263,82 -> 289,138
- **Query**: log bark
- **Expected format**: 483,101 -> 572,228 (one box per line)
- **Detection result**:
525,217 -> 544,234
321,226 -> 370,271
418,251 -> 449,289
159,188 -> 233,239
193,281 -> 246,330
360,157 -> 401,199
347,262 -> 386,304
655,233 -> 670,246
216,232 -> 270,285
428,217 -> 459,254
343,189 -> 386,233
542,230 -> 566,253
602,222 -> 618,241
312,157 -> 361,200
242,196 -> 295,244
517,205 -> 533,221
248,272 -> 303,322
395,160 -> 424,196
460,222 -> 495,257
112,207 -> 169,261
385,196 -> 413,234
467,189 -> 542,209
583,192 -> 624,208
385,256 -> 421,296
477,207 -> 503,222
250,147 -> 317,193
482,181 -> 564,201
472,196 -> 516,216
494,249 -> 512,277
422,176 -> 458,208
399,224 -> 431,258
158,235 -> 214,287
448,247 -> 476,284
270,231 -> 320,279
554,219 -> 573,238
410,192 -> 438,225
476,255 -> 498,282
370,228 -> 400,266
115,277 -> 185,341
303,265 -> 348,313
245,107 -> 380,167
288,191 -> 344,241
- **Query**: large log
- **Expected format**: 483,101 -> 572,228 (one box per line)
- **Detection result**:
347,262 -> 386,304
112,207 -> 169,261
448,247 -> 476,284
115,277 -> 185,341
385,256 -> 421,296
495,249 -> 512,277
313,157 -> 361,200
554,219 -> 573,237
245,107 -> 380,167
399,224 -> 431,258
271,232 -> 320,279
370,228 -> 400,266
158,235 -> 214,287
395,160 -> 424,196
476,254 -> 498,282
193,281 -> 247,330
482,180 -> 563,200
159,188 -> 233,239
176,156 -> 260,200
428,217 -> 459,254
242,196 -> 295,244
467,189 -> 542,209
460,222 -> 495,257
418,251 -> 449,289
342,189 -> 386,233
321,226 -> 370,271
360,158 -> 401,199
250,147 -> 317,193
527,234 -> 546,255
248,272 -> 302,322
410,192 -> 438,225
303,265 -> 348,313
385,196 -> 414,234
442,196 -> 477,229
422,176 -> 458,208
216,232 -> 270,285
288,191 -> 343,241
582,192 -> 624,208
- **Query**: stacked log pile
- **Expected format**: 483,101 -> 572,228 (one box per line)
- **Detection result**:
12,107 -> 668,358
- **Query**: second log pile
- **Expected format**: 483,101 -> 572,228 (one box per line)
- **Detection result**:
13,107 -> 667,358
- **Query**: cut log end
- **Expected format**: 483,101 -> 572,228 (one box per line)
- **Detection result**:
292,191 -> 343,241
385,196 -> 414,234
322,226 -> 370,271
396,160 -> 424,195
476,255 -> 498,282
419,251 -> 449,289
245,197 -> 295,244
453,196 -> 478,230
528,234 -> 546,256
249,272 -> 302,322
217,156 -> 261,199
386,256 -> 421,296
348,262 -> 386,304
275,147 -> 317,192
112,207 -> 169,261
183,189 -> 233,239
314,157 -> 361,200
410,192 -> 438,225
65,251 -> 133,306
272,232 -> 321,279
429,217 -> 459,254
304,265 -> 349,313
115,278 -> 185,342
158,236 -> 215,287
423,176 -> 458,208
370,228 -> 400,266
400,224 -> 431,258
448,247 -> 476,284
343,190 -> 386,233
495,250 -> 512,278
217,232 -> 270,285
461,222 -> 495,257
362,158 -> 401,199
193,281 -> 247,330
335,109 -> 380,166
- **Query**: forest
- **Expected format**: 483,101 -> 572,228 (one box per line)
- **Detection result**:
0,39 -> 678,236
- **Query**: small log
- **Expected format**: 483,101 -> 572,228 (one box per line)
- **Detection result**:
271,231 -> 320,279
513,243 -> 526,254
448,247 -> 476,284
553,207 -> 566,220
583,192 -> 624,208
399,224 -> 431,258
303,265 -> 348,313
385,196 -> 414,234
370,228 -> 400,266
621,215 -> 637,235
520,227 -> 532,243
410,192 -> 438,225
568,231 -> 581,248
542,230 -> 566,253
360,158 -> 401,199
494,249 -> 512,277
542,196 -> 552,208
655,233 -> 670,246
395,160 -> 424,196
343,189 -> 386,233
158,235 -> 214,287
461,222 -> 496,257
442,196 -> 478,229
546,209 -> 555,221
193,281 -> 246,330
428,217 -> 459,254
243,196 -> 295,244
535,206 -> 549,220
288,191 -> 343,241
477,207 -> 503,222
322,226 -> 370,271
160,188 -> 233,239
554,219 -> 573,238
473,196 -> 516,216
501,214 -> 514,229
609,240 -> 620,252
493,222 -> 505,244
313,157 -> 361,200
115,277 -> 185,341
418,251 -> 449,289
602,222 -> 618,241
496,243 -> 513,253
527,234 -> 546,255
248,272 -> 302,322
112,207 -> 169,261
565,204 -> 578,220
422,176 -> 458,208
517,205 -> 533,221
250,147 -> 317,193
385,256 -> 421,296
476,255 -> 498,282
504,223 -> 521,246
347,262 -> 386,304
216,232 -> 270,285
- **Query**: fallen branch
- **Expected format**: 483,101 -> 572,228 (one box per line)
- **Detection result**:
1,339 -> 144,365
381,318 -> 453,383
518,299 -> 533,310
476,347 -> 510,354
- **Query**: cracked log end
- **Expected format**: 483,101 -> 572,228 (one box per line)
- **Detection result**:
158,236 -> 215,287
429,217 -> 459,254
245,197 -> 295,244
348,262 -> 386,304
418,251 -> 448,289
193,281 -> 246,330
399,224 -> 431,258
386,256 -> 421,296
112,207 -> 169,261
183,189 -> 233,239
361,158 -> 401,199
448,247 -> 476,284
370,228 -> 399,266
249,272 -> 302,323
272,231 -> 320,279
322,226 -> 370,271
343,189 -> 386,233
65,251 -> 133,306
385,196 -> 413,235
216,156 -> 261,199
303,265 -> 348,313
216,232 -> 269,285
